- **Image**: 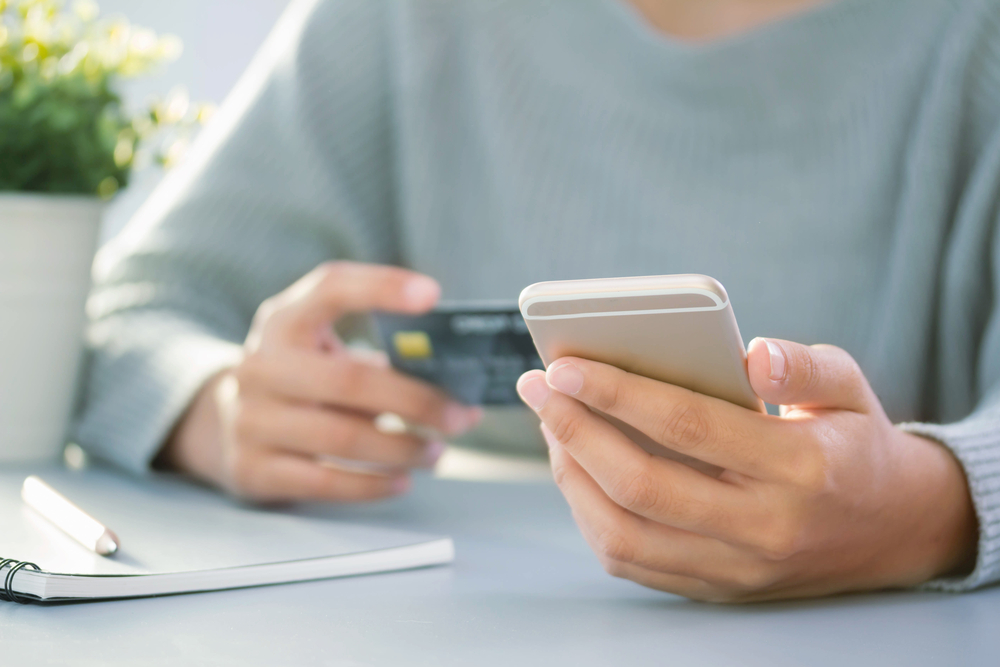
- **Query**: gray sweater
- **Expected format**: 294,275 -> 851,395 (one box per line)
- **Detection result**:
76,0 -> 1000,591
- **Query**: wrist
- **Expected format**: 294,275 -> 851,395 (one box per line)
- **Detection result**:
890,429 -> 978,584
156,371 -> 230,484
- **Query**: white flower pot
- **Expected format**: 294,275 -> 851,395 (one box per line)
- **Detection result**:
0,193 -> 102,463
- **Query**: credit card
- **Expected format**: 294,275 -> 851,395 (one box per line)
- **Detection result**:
373,302 -> 544,405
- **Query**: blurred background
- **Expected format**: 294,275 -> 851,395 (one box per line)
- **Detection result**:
98,0 -> 290,241
2,0 -> 552,476
85,0 -> 549,479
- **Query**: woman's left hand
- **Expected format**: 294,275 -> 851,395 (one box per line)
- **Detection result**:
516,338 -> 978,602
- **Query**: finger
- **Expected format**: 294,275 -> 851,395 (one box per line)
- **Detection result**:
747,338 -> 875,413
519,371 -> 753,541
238,401 -> 444,469
597,559 -> 731,603
546,427 -> 772,591
260,262 -> 441,347
229,450 -> 410,502
538,358 -> 796,477
238,348 -> 482,436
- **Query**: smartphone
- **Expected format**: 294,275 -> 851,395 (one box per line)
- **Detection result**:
519,274 -> 764,473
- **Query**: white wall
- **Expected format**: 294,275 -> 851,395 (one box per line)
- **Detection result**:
97,0 -> 292,240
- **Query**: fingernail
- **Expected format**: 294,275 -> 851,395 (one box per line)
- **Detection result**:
547,361 -> 584,395
392,476 -> 411,494
540,423 -> 558,450
404,276 -> 440,308
443,403 -> 478,435
764,339 -> 786,381
424,440 -> 446,466
517,374 -> 551,410
374,411 -> 407,434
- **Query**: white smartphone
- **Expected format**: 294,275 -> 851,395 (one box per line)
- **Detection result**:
519,274 -> 764,473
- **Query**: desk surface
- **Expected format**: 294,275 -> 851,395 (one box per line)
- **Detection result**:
2,469 -> 999,666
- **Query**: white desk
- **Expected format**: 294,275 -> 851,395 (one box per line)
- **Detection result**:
2,466 -> 998,666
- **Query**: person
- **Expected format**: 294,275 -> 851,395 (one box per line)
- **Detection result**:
75,0 -> 1000,601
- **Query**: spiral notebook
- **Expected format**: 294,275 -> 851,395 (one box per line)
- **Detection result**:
0,466 -> 453,603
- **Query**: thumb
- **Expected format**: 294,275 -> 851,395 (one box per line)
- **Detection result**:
747,338 -> 874,412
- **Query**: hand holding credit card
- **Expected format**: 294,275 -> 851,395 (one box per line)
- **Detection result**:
374,303 -> 544,405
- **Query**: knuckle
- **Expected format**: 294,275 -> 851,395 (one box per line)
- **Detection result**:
656,401 -> 712,451
314,261 -> 347,283
549,411 -> 582,447
839,354 -> 869,404
599,556 -> 629,579
589,373 -> 627,414
249,297 -> 285,340
593,527 -> 637,564
757,513 -> 805,560
787,442 -> 831,494
797,348 -> 822,393
841,352 -> 862,378
313,261 -> 355,296
720,564 -> 778,593
609,465 -> 663,515
550,458 -> 570,487
253,297 -> 279,323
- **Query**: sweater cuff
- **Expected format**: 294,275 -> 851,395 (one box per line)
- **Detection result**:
899,409 -> 1000,592
73,316 -> 244,474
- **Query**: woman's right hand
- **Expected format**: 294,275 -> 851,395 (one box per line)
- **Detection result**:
159,262 -> 482,502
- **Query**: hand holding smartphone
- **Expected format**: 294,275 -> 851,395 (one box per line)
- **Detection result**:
518,274 -> 763,473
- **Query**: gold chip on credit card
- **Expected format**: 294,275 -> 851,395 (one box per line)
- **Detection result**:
393,331 -> 433,359
374,305 -> 543,404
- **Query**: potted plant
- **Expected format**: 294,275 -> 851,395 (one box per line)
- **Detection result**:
0,0 -> 206,462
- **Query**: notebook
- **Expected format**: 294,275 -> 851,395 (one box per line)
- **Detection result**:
0,466 -> 453,603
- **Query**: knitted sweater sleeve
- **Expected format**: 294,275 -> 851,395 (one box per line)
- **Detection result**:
73,0 -> 396,472
904,1 -> 1000,592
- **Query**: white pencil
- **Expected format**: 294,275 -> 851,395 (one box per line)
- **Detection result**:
21,475 -> 120,556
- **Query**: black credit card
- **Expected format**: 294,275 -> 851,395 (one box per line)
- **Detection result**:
373,303 -> 543,405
